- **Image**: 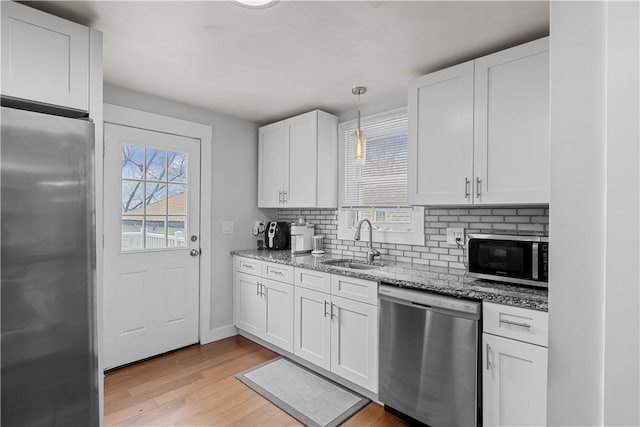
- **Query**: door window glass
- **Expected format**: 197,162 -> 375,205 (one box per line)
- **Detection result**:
121,144 -> 188,250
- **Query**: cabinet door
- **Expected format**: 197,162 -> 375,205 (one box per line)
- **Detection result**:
258,122 -> 286,208
293,287 -> 331,370
474,38 -> 550,204
1,1 -> 89,111
234,272 -> 265,338
263,278 -> 294,352
330,295 -> 378,392
408,61 -> 474,205
483,333 -> 548,427
286,111 -> 317,207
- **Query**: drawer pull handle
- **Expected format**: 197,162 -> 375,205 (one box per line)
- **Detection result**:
500,319 -> 532,329
273,270 -> 284,276
241,263 -> 253,269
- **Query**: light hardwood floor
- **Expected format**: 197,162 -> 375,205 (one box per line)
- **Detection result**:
104,335 -> 408,426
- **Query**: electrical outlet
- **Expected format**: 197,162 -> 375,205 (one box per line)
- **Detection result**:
446,228 -> 464,245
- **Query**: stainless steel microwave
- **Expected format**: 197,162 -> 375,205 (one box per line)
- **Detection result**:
467,234 -> 548,287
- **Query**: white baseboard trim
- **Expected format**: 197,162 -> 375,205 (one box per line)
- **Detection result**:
200,324 -> 237,345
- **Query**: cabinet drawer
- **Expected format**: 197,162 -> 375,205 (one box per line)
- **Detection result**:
295,267 -> 331,293
235,256 -> 262,275
483,302 -> 548,347
262,261 -> 294,284
331,275 -> 378,306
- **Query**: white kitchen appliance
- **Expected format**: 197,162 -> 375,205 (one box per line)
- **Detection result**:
290,223 -> 314,254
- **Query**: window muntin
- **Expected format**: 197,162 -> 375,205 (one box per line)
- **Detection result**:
121,144 -> 188,251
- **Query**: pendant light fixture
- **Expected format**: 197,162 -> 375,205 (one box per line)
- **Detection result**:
352,86 -> 367,160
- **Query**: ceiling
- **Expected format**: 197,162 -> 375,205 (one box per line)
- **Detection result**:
25,1 -> 549,125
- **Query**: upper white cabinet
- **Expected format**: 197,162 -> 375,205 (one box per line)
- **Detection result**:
408,61 -> 475,205
1,1 -> 89,112
258,110 -> 338,208
408,37 -> 549,205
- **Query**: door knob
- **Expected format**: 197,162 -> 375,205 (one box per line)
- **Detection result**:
190,249 -> 201,257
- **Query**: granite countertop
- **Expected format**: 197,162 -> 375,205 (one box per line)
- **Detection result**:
231,249 -> 548,312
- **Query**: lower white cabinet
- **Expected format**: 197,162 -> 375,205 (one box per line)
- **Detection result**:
293,286 -> 332,369
293,269 -> 378,392
234,258 -> 294,353
482,302 -> 548,427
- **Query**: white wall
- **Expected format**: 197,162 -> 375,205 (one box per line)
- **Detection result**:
602,2 -> 640,424
104,84 -> 275,342
548,2 -> 639,425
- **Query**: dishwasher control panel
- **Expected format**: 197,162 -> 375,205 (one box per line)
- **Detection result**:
379,284 -> 481,317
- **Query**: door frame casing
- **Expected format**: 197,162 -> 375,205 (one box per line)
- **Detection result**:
100,103 -> 213,364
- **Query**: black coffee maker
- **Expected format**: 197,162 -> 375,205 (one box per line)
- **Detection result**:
264,221 -> 290,250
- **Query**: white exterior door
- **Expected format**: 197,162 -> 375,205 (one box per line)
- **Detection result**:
103,123 -> 201,369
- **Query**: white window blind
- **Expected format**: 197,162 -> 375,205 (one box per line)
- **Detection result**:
341,110 -> 408,208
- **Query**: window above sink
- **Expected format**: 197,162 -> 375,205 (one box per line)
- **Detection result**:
337,107 -> 424,245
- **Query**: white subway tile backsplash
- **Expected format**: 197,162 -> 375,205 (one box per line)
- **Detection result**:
278,205 -> 549,273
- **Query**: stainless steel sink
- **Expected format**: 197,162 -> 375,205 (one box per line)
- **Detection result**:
321,259 -> 382,270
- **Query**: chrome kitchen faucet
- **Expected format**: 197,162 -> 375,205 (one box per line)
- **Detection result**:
354,218 -> 381,264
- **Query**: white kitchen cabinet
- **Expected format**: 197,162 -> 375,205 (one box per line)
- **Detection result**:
293,286 -> 332,370
329,294 -> 378,391
483,302 -> 548,427
258,110 -> 338,208
293,268 -> 378,392
408,37 -> 549,205
1,1 -> 89,112
474,39 -> 550,204
233,257 -> 294,353
257,122 -> 287,207
235,271 -> 265,338
262,278 -> 295,352
408,61 -> 475,205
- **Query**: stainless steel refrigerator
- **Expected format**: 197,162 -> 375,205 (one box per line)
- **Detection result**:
1,106 -> 99,426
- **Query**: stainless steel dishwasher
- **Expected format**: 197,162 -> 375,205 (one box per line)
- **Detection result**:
378,284 -> 481,426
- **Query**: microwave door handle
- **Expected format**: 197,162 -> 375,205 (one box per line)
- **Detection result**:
532,242 -> 539,280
